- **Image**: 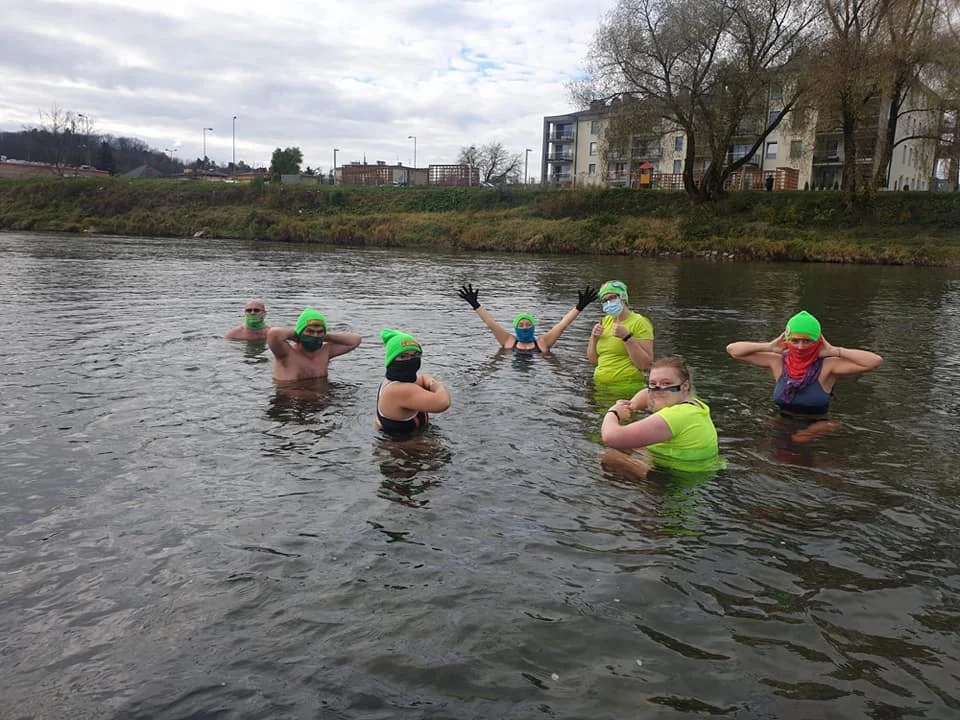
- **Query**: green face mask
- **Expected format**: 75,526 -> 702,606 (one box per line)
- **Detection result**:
244,314 -> 266,330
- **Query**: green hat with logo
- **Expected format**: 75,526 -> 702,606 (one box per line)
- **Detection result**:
381,328 -> 422,367
295,307 -> 327,336
785,310 -> 821,340
598,280 -> 629,302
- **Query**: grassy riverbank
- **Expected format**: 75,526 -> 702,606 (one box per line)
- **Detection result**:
1,177 -> 959,264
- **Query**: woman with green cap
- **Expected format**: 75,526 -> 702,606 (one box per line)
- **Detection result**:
268,307 -> 362,382
376,328 -> 450,437
587,280 -> 655,388
456,283 -> 598,353
726,310 -> 883,417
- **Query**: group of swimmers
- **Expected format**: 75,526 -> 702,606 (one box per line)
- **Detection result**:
225,281 -> 883,476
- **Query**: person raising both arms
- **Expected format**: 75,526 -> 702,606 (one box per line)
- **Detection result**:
601,356 -> 720,476
376,329 -> 451,438
456,283 -> 598,354
267,307 -> 362,382
725,310 -> 883,419
225,299 -> 270,342
588,280 -> 654,388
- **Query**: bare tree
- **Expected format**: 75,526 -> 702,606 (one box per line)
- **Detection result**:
577,0 -> 819,201
457,142 -> 522,184
37,105 -> 75,174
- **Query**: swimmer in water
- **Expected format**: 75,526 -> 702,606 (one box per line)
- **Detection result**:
725,310 -> 883,441
588,280 -> 654,389
456,283 -> 598,353
601,356 -> 720,477
225,299 -> 270,342
376,328 -> 450,437
268,307 -> 362,382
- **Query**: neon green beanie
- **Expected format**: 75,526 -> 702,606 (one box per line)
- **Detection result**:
381,328 -> 422,367
295,307 -> 327,336
785,310 -> 821,340
598,280 -> 629,302
513,313 -> 536,328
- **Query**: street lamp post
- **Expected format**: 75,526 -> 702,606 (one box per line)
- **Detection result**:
524,148 -> 532,185
333,148 -> 339,185
407,135 -> 416,168
232,116 -> 237,177
77,113 -> 91,166
202,127 -> 214,169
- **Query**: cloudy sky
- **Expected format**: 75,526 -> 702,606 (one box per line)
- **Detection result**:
2,0 -> 616,176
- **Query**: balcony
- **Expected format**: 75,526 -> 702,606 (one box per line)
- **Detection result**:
548,133 -> 575,142
631,147 -> 662,159
812,151 -> 842,164
547,152 -> 574,162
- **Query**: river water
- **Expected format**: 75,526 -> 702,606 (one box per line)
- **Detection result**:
0,231 -> 958,719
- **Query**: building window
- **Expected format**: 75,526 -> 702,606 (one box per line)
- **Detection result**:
903,146 -> 907,164
827,140 -> 839,159
588,163 -> 597,175
673,159 -> 682,174
766,141 -> 778,159
790,140 -> 802,159
769,85 -> 783,103
767,110 -> 782,128
732,144 -> 752,162
589,142 -> 598,156
674,136 -> 683,151
590,120 -> 600,134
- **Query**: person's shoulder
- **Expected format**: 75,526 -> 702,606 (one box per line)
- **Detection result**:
626,311 -> 653,334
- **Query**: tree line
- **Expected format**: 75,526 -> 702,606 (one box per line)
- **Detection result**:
577,0 -> 960,205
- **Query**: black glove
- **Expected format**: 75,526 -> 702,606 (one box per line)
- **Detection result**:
576,285 -> 598,311
457,283 -> 481,310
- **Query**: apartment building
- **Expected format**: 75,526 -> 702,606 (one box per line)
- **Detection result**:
543,92 -> 940,191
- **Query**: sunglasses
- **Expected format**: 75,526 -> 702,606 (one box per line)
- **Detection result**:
244,308 -> 265,313
648,384 -> 683,393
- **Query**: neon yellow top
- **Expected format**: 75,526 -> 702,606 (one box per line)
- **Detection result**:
647,399 -> 719,469
593,312 -> 654,386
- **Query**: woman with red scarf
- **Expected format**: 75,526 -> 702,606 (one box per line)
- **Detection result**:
725,310 -> 883,418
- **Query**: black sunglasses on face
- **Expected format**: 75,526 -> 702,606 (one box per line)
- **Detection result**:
649,384 -> 683,393
244,308 -> 265,313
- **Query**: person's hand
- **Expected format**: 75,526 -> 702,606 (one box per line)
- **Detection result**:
612,322 -> 630,339
591,322 -> 604,338
609,400 -> 632,422
769,332 -> 787,353
819,336 -> 839,358
457,283 -> 481,310
418,373 -> 436,389
576,285 -> 598,312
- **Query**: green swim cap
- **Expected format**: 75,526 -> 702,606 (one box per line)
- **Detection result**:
785,310 -> 821,340
295,307 -> 327,336
381,328 -> 422,367
513,313 -> 536,328
598,280 -> 629,302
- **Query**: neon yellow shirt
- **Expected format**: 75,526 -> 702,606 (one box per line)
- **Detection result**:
647,399 -> 719,468
593,312 -> 654,386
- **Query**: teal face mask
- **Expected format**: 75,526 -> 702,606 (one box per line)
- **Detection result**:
515,326 -> 536,343
602,299 -> 623,316
298,334 -> 325,352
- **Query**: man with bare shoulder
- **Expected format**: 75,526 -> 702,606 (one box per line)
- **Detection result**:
267,307 -> 362,382
225,299 -> 271,342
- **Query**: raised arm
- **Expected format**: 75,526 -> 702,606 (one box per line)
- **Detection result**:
819,337 -> 883,378
325,331 -> 363,358
457,283 -> 513,347
726,334 -> 785,373
267,326 -> 295,359
539,286 -> 597,351
587,321 -> 603,365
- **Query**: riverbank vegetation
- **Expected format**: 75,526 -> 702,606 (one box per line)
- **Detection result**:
1,178 -> 959,265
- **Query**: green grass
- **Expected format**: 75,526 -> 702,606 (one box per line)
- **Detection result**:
1,177 -> 958,265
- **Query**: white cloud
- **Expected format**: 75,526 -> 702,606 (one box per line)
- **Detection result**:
1,0 -> 616,175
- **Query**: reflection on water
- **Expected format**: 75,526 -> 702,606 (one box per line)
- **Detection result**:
1,232 -> 958,719
374,433 -> 453,507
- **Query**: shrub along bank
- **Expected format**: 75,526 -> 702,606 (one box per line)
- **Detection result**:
1,178 -> 958,265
